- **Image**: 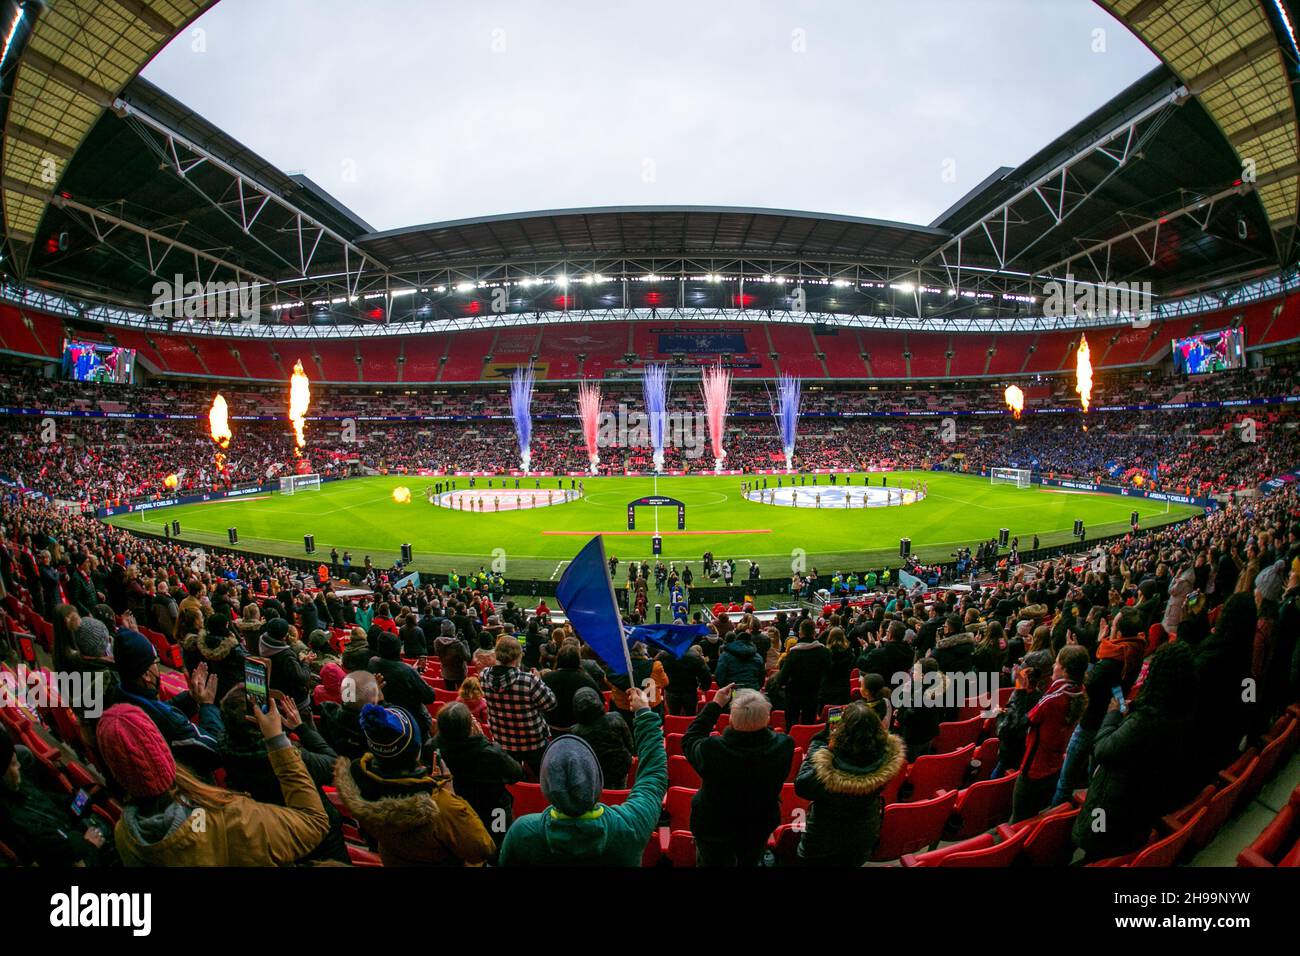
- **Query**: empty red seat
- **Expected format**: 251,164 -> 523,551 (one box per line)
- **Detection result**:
507,782 -> 550,817
663,714 -> 695,735
1088,807 -> 1206,867
1164,759 -> 1256,853
788,723 -> 825,752
665,830 -> 696,867
665,733 -> 685,758
905,743 -> 975,801
668,755 -> 702,790
872,790 -> 959,861
1238,784 -> 1300,867
900,832 -> 995,867
950,770 -> 1019,839
970,738 -> 1000,781
934,716 -> 983,753
780,782 -> 811,825
997,804 -> 1079,867
663,786 -> 695,832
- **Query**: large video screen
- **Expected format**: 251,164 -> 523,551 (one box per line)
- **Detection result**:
1172,326 -> 1246,375
61,340 -> 136,384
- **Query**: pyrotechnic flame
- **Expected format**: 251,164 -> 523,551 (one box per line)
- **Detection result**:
1075,334 -> 1093,413
392,486 -> 411,504
208,394 -> 231,449
577,380 -> 603,470
289,360 -> 311,455
163,474 -> 178,490
1003,384 -> 1025,420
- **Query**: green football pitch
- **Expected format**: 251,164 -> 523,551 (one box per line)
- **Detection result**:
103,472 -> 1200,581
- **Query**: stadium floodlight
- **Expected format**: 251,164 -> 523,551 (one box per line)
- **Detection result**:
644,274 -> 660,282
455,282 -> 475,293
555,275 -> 569,287
892,282 -> 916,294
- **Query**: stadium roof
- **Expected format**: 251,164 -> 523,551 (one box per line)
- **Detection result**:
3,0 -> 1299,335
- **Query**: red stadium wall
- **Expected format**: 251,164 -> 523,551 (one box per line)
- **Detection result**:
3,290 -> 1299,385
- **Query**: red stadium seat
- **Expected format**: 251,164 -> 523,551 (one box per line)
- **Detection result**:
780,782 -> 811,825
1088,807 -> 1206,868
997,804 -> 1079,867
905,743 -> 975,801
667,755 -> 702,790
949,770 -> 1019,839
1238,785 -> 1300,867
1164,763 -> 1254,853
872,790 -> 959,861
665,830 -> 696,867
507,782 -> 550,817
971,738 -> 1000,780
788,723 -> 825,752
900,832 -> 995,867
663,786 -> 695,832
934,716 -> 983,753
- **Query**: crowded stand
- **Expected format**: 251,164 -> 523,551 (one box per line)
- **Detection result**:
1,359 -> 1298,508
1,457 -> 1298,868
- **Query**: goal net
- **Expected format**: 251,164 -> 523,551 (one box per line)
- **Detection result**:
279,474 -> 321,495
990,467 -> 1032,489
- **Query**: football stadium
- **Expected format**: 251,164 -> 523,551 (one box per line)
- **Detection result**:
1,0 -> 1299,915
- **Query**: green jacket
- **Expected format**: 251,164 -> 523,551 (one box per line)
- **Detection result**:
498,709 -> 667,866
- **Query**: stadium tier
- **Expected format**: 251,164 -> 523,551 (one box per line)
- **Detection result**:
5,295 -> 1300,383
5,0 -> 1300,897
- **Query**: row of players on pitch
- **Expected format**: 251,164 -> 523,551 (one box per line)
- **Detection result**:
741,473 -> 929,505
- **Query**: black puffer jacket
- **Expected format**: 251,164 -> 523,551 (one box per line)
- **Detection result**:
435,734 -> 525,846
1074,706 -> 1196,860
793,728 -> 906,864
682,701 -> 794,845
931,631 -> 976,673
715,638 -> 765,690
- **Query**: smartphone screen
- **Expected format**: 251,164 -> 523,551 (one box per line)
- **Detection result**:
244,656 -> 271,714
827,705 -> 844,724
70,788 -> 91,817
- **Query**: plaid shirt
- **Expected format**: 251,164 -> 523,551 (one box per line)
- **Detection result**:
481,665 -> 557,752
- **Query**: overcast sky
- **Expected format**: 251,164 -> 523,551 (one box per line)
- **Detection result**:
142,0 -> 1158,234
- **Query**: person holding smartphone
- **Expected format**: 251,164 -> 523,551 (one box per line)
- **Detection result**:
0,734 -> 112,867
97,698 -> 329,866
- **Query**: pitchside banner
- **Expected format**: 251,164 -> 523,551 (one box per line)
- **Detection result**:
95,477 -> 343,518
1033,475 -> 1218,509
2,393 -> 1296,424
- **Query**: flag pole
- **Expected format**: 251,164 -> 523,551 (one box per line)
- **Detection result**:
596,534 -> 636,679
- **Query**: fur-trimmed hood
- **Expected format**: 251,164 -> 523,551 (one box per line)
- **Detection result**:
934,631 -> 975,651
182,632 -> 240,661
332,756 -> 441,831
809,734 -> 906,795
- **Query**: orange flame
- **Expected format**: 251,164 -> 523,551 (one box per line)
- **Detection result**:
163,473 -> 179,490
1075,333 -> 1093,413
1003,384 -> 1025,420
392,486 -> 411,504
208,394 -> 231,448
289,360 -> 311,455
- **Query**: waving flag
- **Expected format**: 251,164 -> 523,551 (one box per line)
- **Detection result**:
628,622 -> 710,659
555,535 -> 632,675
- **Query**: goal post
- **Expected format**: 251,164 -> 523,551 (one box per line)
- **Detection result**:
990,467 -> 1032,489
279,474 -> 321,495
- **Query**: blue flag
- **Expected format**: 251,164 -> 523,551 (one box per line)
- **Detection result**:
627,623 -> 709,659
555,535 -> 630,675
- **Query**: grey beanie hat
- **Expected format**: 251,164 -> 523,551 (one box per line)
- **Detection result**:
540,734 -> 604,817
1255,559 -> 1287,603
440,619 -> 456,636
